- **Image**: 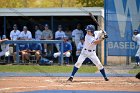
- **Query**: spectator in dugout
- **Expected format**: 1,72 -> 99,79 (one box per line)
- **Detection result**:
28,40 -> 42,63
55,25 -> 66,51
76,37 -> 84,57
72,23 -> 84,48
10,24 -> 21,40
53,36 -> 72,65
35,25 -> 42,40
65,26 -> 72,41
13,43 -> 29,63
0,35 -> 9,57
41,24 -> 53,55
19,26 -> 32,40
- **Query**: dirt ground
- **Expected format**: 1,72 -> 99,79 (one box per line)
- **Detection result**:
0,77 -> 140,93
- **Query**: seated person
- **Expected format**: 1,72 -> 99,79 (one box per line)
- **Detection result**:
76,37 -> 84,57
28,43 -> 42,63
53,36 -> 72,64
19,26 -> 32,40
13,43 -> 29,63
55,25 -> 66,51
0,35 -> 9,57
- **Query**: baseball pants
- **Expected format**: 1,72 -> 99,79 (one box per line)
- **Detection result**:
75,49 -> 104,70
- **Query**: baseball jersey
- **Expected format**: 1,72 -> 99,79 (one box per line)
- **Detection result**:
10,30 -> 20,40
83,31 -> 103,50
77,42 -> 84,51
60,42 -> 72,53
41,30 -> 53,40
132,34 -> 140,45
19,31 -> 32,40
35,30 -> 42,40
19,44 -> 29,51
29,43 -> 42,51
72,29 -> 84,40
55,31 -> 66,39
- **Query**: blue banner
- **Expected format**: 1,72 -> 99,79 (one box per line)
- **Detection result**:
105,0 -> 140,56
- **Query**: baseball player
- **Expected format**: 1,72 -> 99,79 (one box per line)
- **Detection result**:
19,26 -> 32,40
13,43 -> 29,63
72,24 -> 84,48
76,37 -> 84,57
132,30 -> 140,66
54,36 -> 72,64
67,25 -> 109,82
55,25 -> 66,51
0,36 -> 9,57
10,24 -> 21,40
28,42 -> 42,63
35,25 -> 42,40
41,24 -> 53,54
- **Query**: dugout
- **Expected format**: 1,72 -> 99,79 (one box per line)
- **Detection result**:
0,7 -> 105,64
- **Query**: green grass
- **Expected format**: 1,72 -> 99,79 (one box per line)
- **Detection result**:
0,65 -> 98,73
129,66 -> 140,74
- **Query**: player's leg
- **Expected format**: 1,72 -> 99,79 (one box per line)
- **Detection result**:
67,54 -> 86,82
89,52 -> 109,81
55,44 -> 60,51
0,44 -> 9,57
13,52 -> 17,63
35,51 -> 41,63
21,51 -> 26,63
25,52 -> 30,63
0,51 -> 6,57
64,52 -> 71,64
135,47 -> 140,66
44,44 -> 47,54
53,52 -> 61,58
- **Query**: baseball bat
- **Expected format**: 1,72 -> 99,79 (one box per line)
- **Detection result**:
79,8 -> 107,36
88,12 -> 107,35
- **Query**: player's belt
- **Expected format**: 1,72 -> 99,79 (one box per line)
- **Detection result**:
84,48 -> 95,52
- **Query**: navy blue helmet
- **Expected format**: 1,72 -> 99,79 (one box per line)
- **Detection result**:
85,25 -> 95,33
134,29 -> 139,35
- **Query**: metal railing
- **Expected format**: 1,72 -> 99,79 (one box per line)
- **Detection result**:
4,40 -> 64,65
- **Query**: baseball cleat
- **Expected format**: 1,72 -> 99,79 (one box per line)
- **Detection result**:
104,77 -> 109,81
67,77 -> 73,82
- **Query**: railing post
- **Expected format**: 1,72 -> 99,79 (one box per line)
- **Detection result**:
60,41 -> 63,65
4,16 -> 6,35
16,44 -> 19,64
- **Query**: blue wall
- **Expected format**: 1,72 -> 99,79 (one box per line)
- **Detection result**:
105,0 -> 140,56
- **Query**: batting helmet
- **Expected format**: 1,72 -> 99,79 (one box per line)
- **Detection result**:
85,25 -> 95,34
134,30 -> 139,35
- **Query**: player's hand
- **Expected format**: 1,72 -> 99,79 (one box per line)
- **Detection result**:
104,34 -> 108,39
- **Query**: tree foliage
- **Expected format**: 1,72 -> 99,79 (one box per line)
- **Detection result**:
76,0 -> 104,7
0,0 -> 104,8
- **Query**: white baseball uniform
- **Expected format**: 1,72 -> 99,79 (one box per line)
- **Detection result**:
132,34 -> 140,57
55,31 -> 66,39
10,30 -> 20,40
55,31 -> 66,51
74,30 -> 104,70
35,30 -> 42,40
19,31 -> 32,40
0,43 -> 9,57
72,29 -> 84,47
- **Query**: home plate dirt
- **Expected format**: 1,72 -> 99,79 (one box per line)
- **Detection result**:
0,77 -> 140,92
